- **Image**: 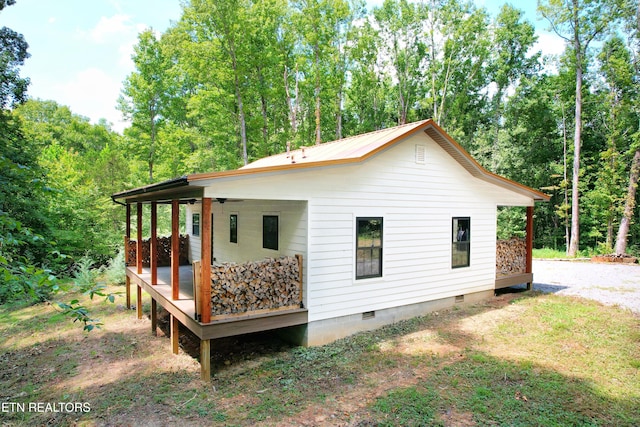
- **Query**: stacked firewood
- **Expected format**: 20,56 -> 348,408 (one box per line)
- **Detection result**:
496,237 -> 526,277
210,256 -> 301,315
126,235 -> 190,267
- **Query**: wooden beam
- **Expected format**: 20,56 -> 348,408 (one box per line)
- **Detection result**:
136,285 -> 142,319
171,199 -> 180,300
151,298 -> 157,335
200,339 -> 211,381
526,205 -> 534,290
150,201 -> 158,285
170,315 -> 179,355
136,203 -> 143,274
200,198 -> 212,323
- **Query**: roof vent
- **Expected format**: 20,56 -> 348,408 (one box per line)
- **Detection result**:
415,145 -> 426,164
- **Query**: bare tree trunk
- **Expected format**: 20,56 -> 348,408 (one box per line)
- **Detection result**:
284,65 -> 298,133
567,22 -> 583,257
314,44 -> 321,145
615,149 -> 640,255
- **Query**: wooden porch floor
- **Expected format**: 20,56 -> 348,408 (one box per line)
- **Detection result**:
126,266 -> 308,341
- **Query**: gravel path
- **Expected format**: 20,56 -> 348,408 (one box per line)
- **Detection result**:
529,259 -> 640,314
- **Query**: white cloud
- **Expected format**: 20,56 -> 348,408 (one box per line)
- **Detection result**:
52,68 -> 129,132
534,32 -> 566,57
88,14 -> 133,44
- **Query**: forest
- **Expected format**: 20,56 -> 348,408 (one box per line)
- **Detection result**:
1,0 -> 639,306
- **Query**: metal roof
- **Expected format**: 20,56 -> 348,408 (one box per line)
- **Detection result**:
112,119 -> 549,203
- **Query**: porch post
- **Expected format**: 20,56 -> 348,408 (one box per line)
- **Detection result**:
125,204 -> 131,309
171,199 -> 180,300
200,339 -> 211,381
200,197 -> 212,323
136,202 -> 143,274
136,284 -> 142,319
526,205 -> 534,290
151,299 -> 157,335
170,315 -> 179,354
150,201 -> 158,285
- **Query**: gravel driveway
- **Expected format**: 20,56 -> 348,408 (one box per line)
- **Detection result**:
528,259 -> 640,314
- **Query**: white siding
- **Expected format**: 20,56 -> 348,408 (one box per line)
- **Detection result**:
195,132 -> 533,322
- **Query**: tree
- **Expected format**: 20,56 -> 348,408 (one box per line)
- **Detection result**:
118,29 -> 169,182
538,0 -> 623,256
0,0 -> 29,109
614,2 -> 640,255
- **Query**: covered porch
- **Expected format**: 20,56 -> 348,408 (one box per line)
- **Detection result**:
495,205 -> 535,290
113,181 -> 307,381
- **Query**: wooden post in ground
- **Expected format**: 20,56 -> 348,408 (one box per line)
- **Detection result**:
151,299 -> 157,335
125,275 -> 131,310
200,339 -> 211,381
171,199 -> 180,300
200,197 -> 212,323
136,285 -> 142,319
526,205 -> 534,290
125,204 -> 132,309
150,201 -> 158,285
136,203 -> 143,274
170,315 -> 179,354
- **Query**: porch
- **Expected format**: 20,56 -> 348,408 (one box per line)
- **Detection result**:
125,264 -> 308,380
495,205 -> 534,290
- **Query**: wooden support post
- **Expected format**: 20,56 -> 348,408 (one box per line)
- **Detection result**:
200,339 -> 211,381
526,205 -> 534,290
136,203 -> 143,274
151,298 -> 157,335
200,197 -> 212,323
136,285 -> 142,319
171,199 -> 180,300
295,254 -> 303,307
150,201 -> 158,285
170,315 -> 179,355
125,275 -> 131,310
126,203 -> 131,242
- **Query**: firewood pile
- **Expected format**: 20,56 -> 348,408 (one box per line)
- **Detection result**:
126,235 -> 190,267
210,256 -> 302,316
496,237 -> 526,277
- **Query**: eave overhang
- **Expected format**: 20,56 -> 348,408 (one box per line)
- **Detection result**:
111,176 -> 204,204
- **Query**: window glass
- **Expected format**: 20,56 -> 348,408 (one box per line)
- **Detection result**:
230,214 -> 238,243
263,215 -> 278,250
356,217 -> 383,279
452,217 -> 470,268
192,213 -> 200,237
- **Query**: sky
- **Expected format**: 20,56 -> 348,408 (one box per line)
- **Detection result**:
2,0 -> 565,134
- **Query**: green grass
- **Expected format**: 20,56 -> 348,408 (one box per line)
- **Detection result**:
533,247 -> 571,258
1,286 -> 639,426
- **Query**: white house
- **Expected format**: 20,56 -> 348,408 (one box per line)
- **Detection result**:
113,119 -> 548,379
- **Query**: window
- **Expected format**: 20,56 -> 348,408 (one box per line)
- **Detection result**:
263,215 -> 278,250
452,217 -> 470,268
356,217 -> 383,279
230,214 -> 238,243
192,213 -> 200,236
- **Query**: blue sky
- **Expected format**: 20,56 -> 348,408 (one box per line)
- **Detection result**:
2,0 -> 564,133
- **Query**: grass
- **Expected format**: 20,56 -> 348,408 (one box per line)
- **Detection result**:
0,285 -> 639,426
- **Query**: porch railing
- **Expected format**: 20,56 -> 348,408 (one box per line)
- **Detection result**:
125,235 -> 190,267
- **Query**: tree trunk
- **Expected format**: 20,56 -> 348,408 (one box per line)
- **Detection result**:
615,149 -> 640,255
567,12 -> 582,257
314,43 -> 321,145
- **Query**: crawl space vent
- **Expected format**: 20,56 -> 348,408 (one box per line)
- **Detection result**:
415,145 -> 426,164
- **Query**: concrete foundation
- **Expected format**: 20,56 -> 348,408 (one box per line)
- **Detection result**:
281,289 -> 495,347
